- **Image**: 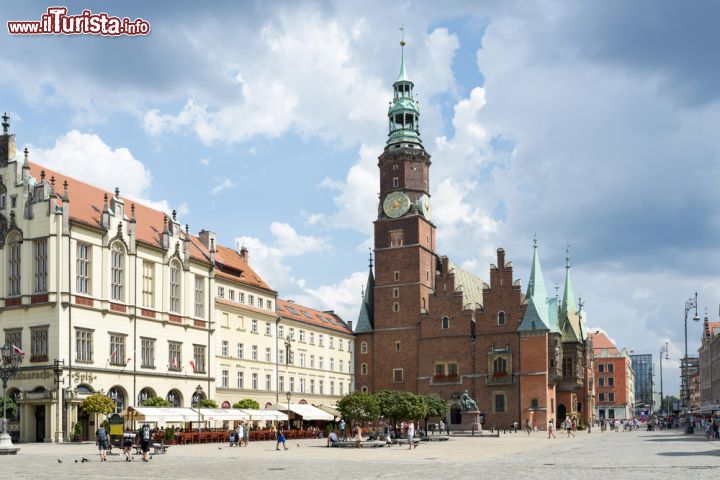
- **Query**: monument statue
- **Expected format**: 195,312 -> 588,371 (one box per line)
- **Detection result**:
460,390 -> 477,411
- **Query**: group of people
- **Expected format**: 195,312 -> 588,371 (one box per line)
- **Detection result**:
229,422 -> 250,447
95,422 -> 154,463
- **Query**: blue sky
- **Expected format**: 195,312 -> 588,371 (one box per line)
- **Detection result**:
3,0 -> 720,399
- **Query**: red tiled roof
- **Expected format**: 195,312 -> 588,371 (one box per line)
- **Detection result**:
28,162 -> 272,292
589,330 -> 619,354
276,298 -> 352,335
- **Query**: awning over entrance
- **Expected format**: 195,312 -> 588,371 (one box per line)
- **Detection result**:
273,403 -> 334,421
120,407 -> 198,422
196,408 -> 250,421
239,409 -> 288,421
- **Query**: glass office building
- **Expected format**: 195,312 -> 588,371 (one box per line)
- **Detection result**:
631,354 -> 653,416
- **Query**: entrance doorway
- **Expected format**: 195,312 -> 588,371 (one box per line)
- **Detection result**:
557,404 -> 567,423
450,404 -> 462,424
34,405 -> 45,442
77,408 -> 90,441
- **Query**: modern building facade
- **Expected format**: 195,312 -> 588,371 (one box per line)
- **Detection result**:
590,331 -> 635,420
630,353 -> 653,417
354,46 -> 596,430
0,116 -> 352,443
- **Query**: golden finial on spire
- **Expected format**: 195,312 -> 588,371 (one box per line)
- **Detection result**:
399,25 -> 406,47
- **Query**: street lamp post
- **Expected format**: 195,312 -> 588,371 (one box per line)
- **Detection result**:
659,343 -> 668,416
0,344 -> 23,454
195,385 -> 203,433
286,391 -> 291,430
684,293 -> 700,434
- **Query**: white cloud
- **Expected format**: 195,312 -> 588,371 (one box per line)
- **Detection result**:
210,178 -> 235,195
32,130 -> 152,200
199,157 -> 210,166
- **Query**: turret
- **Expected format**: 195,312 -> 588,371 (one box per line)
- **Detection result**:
386,37 -> 422,148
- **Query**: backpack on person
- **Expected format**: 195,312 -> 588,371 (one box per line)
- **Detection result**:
97,428 -> 107,442
142,425 -> 151,441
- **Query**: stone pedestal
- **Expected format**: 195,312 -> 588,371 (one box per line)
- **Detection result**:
459,410 -> 482,433
0,431 -> 20,455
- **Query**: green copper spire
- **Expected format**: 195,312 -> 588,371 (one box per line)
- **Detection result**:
519,238 -> 550,332
386,34 -> 422,147
561,244 -> 577,316
355,252 -> 375,333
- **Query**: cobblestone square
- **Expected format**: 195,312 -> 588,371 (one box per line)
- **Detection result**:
3,429 -> 719,480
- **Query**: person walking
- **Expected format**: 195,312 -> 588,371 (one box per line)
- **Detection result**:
353,423 -> 363,448
122,428 -> 135,462
138,422 -> 152,462
407,421 -> 415,450
242,421 -> 249,447
235,423 -> 243,447
525,419 -> 532,436
339,419 -> 346,441
276,422 -> 288,451
548,419 -> 556,439
96,425 -> 109,462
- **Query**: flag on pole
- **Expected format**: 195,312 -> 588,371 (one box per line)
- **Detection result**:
110,348 -> 117,360
171,356 -> 178,369
189,360 -> 196,372
12,345 -> 24,356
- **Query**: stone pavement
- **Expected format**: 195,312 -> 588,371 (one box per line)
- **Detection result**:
2,429 -> 719,479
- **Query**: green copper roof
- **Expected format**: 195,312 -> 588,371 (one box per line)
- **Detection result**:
355,267 -> 375,334
559,247 -> 582,342
448,262 -> 484,309
520,241 -> 550,331
386,41 -> 422,148
547,297 -> 560,333
397,44 -> 411,83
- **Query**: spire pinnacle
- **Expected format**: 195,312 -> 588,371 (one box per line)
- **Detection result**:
368,247 -> 373,269
397,26 -> 409,83
1,113 -> 8,134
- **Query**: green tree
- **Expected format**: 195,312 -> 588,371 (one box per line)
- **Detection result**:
141,396 -> 172,407
232,399 -> 260,409
337,392 -> 380,424
422,394 -> 447,430
198,399 -> 218,408
0,396 -> 17,419
375,390 -> 428,427
80,393 -> 115,415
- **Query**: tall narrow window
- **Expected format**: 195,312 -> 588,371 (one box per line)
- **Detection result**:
76,329 -> 93,362
110,243 -> 124,302
169,260 -> 181,313
141,338 -> 155,368
109,334 -> 126,366
237,371 -> 244,388
193,344 -> 206,373
497,311 -> 506,325
221,370 -> 229,388
168,341 -> 181,371
30,327 -> 48,362
142,261 -> 154,308
194,275 -> 204,317
252,373 -> 258,389
34,238 -> 48,293
8,236 -> 21,296
76,242 -> 91,295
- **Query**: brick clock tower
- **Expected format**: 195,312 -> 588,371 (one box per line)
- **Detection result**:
355,42 -> 437,393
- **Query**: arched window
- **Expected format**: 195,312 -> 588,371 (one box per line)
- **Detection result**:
441,316 -> 450,330
169,260 -> 182,313
360,342 -> 368,354
361,363 -> 368,375
361,386 -> 369,394
493,357 -> 507,374
166,389 -> 182,407
7,234 -> 21,296
497,311 -> 506,325
137,387 -> 156,405
110,242 -> 125,302
107,387 -> 125,414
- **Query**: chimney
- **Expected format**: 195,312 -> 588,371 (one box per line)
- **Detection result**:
497,248 -> 506,269
209,238 -> 216,265
199,229 -> 216,250
347,320 -> 353,331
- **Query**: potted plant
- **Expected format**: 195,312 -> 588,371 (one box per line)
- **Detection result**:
164,427 -> 177,445
72,422 -> 83,442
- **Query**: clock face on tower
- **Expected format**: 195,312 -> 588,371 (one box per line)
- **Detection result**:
416,194 -> 431,221
383,191 -> 411,218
